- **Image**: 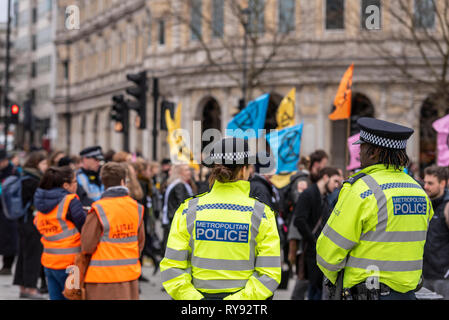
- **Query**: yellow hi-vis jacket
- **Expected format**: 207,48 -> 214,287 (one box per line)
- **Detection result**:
160,180 -> 281,300
316,164 -> 433,293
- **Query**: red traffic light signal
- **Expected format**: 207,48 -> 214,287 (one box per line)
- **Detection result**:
11,104 -> 19,115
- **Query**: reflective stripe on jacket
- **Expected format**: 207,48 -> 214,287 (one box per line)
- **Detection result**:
34,194 -> 81,270
316,164 -> 434,293
84,196 -> 144,283
160,180 -> 281,300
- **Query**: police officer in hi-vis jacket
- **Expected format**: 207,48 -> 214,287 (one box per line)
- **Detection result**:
316,117 -> 433,300
160,137 -> 281,300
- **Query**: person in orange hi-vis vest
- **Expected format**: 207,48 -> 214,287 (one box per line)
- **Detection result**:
34,166 -> 87,300
81,162 -> 145,300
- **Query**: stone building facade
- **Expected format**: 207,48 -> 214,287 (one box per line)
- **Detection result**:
53,0 -> 443,171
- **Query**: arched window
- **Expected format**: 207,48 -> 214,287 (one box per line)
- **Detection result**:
331,92 -> 375,169
419,95 -> 449,174
196,97 -> 222,150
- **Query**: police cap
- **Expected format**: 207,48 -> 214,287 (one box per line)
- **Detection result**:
79,145 -> 104,160
353,117 -> 414,150
203,137 -> 256,167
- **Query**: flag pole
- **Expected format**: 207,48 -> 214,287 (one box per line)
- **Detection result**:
345,117 -> 351,178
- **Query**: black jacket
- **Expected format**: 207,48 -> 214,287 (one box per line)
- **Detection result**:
20,168 -> 42,223
293,184 -> 327,256
423,190 -> 449,280
0,163 -> 19,256
249,174 -> 279,214
166,182 -> 192,223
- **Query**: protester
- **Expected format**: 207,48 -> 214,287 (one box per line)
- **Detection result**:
423,165 -> 449,299
308,150 -> 329,183
9,152 -> 22,173
194,166 -> 210,194
77,146 -> 104,206
13,151 -> 48,299
149,161 -> 162,219
159,158 -> 172,196
161,163 -> 193,251
48,150 -> 65,167
133,158 -> 160,279
250,152 -> 280,213
0,149 -> 19,275
81,162 -> 145,300
113,152 -> 144,201
286,161 -> 311,300
34,166 -> 86,300
293,167 -> 341,300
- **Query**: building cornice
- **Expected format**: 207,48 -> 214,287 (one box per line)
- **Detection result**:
55,0 -> 145,45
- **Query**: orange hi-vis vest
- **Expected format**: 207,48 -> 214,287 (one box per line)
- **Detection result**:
34,194 -> 81,270
84,195 -> 144,284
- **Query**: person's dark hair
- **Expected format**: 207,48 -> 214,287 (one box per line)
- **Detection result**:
100,162 -> 128,189
424,165 -> 448,182
308,150 -> 328,171
208,164 -> 247,187
317,167 -> 341,181
57,156 -> 74,167
366,144 -> 410,171
39,166 -> 74,190
24,151 -> 47,169
103,150 -> 116,163
49,150 -> 65,166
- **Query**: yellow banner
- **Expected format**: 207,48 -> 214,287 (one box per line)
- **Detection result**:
165,103 -> 199,170
276,88 -> 296,130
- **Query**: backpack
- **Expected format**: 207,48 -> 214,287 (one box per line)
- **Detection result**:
0,174 -> 32,221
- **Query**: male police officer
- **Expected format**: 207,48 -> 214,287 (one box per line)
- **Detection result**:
316,117 -> 433,300
77,146 -> 105,207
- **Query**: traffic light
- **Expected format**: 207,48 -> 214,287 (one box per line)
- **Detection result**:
126,71 -> 147,129
111,94 -> 128,133
23,99 -> 34,129
10,103 -> 19,124
161,100 -> 175,131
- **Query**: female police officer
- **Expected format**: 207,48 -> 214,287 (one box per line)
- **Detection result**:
160,137 -> 281,300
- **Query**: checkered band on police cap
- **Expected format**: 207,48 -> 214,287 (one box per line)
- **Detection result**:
360,129 -> 408,150
203,137 -> 256,167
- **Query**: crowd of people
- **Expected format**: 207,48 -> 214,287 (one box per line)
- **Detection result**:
0,142 -> 448,300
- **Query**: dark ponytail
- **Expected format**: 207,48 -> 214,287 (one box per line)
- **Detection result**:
39,166 -> 74,190
208,164 -> 247,187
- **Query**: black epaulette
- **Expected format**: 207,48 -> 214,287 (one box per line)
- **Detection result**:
343,173 -> 366,185
194,191 -> 209,198
183,191 -> 209,204
248,194 -> 276,216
